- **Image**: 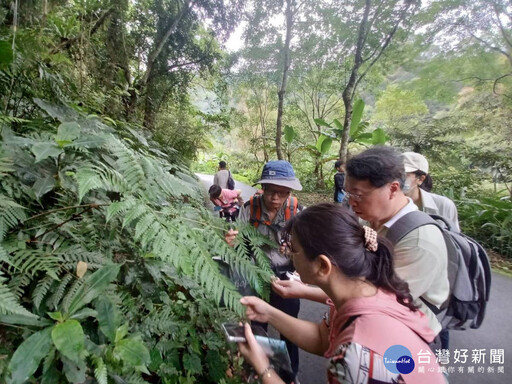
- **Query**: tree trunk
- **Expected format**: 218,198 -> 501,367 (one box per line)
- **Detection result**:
338,0 -> 371,162
275,0 -> 294,160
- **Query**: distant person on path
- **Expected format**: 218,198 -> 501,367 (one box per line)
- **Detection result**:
272,147 -> 449,336
333,160 -> 346,203
402,151 -> 460,232
225,160 -> 303,382
208,184 -> 243,221
238,204 -> 445,384
213,161 -> 230,189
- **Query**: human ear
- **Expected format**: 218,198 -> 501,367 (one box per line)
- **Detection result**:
417,175 -> 426,185
389,181 -> 401,197
315,254 -> 333,279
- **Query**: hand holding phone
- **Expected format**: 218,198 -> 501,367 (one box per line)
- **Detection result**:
222,323 -> 267,343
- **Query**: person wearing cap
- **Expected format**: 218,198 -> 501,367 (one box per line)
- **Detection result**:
213,160 -> 230,189
402,152 -> 460,232
402,151 -> 460,352
225,160 -> 303,382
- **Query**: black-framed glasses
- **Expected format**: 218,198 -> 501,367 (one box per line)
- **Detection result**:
263,188 -> 291,198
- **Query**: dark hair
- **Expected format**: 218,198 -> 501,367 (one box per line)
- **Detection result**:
414,171 -> 433,192
219,161 -> 227,169
283,203 -> 417,312
346,146 -> 405,188
334,160 -> 344,169
208,184 -> 221,198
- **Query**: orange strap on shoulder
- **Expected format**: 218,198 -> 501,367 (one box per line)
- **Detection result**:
284,196 -> 298,221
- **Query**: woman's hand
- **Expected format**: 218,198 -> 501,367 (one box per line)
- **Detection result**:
240,296 -> 273,323
238,323 -> 270,376
271,278 -> 306,299
225,229 -> 238,247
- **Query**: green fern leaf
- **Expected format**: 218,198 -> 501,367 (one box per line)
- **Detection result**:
0,272 -> 38,317
92,356 -> 107,384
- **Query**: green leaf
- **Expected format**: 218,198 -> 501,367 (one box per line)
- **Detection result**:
7,327 -> 53,384
315,135 -> 326,152
284,125 -> 296,143
371,128 -> 389,145
332,118 -> 343,131
33,176 -> 56,200
62,356 -> 86,383
0,40 -> 13,66
206,350 -> 225,382
47,312 -> 64,322
31,142 -> 63,163
67,135 -> 106,149
66,264 -> 120,315
0,314 -> 52,327
69,307 -> 97,320
56,122 -> 81,147
115,324 -> 129,343
183,352 -> 202,375
314,118 -> 331,128
355,132 -> 373,144
96,296 -> 118,342
349,99 -> 365,136
114,338 -> 150,374
51,320 -> 85,364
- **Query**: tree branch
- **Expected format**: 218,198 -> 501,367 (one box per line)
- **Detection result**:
50,7 -> 114,54
139,0 -> 194,88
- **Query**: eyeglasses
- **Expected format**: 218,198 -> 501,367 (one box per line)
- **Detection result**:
263,188 -> 291,198
344,187 -> 380,202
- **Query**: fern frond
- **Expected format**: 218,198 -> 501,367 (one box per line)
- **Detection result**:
7,273 -> 32,301
32,274 -> 56,310
0,197 -> 27,241
8,249 -> 60,279
124,373 -> 149,384
92,356 -> 108,384
61,277 -> 85,313
111,142 -> 146,191
0,272 -> 37,317
75,167 -> 104,202
0,148 -> 14,177
47,274 -> 73,310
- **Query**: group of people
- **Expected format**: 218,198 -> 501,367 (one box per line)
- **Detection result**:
211,147 -> 459,383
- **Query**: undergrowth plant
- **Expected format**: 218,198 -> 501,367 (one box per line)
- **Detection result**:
0,100 -> 274,383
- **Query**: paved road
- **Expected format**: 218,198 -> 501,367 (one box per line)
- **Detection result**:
196,174 -> 512,383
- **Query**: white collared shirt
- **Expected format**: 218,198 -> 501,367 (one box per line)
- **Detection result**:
377,198 -> 449,335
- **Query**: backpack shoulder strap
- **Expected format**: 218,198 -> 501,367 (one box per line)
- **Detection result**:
284,196 -> 299,221
249,195 -> 263,228
385,210 -> 439,245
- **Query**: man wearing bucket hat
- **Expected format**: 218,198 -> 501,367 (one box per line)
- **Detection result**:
225,160 -> 303,382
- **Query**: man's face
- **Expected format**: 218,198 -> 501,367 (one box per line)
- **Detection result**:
344,176 -> 394,223
262,184 -> 291,211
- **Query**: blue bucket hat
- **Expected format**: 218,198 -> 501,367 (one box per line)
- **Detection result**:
254,160 -> 302,191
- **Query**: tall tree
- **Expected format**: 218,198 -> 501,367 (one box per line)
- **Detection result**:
333,0 -> 420,161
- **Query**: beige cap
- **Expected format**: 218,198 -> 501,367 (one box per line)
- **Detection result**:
403,152 -> 429,174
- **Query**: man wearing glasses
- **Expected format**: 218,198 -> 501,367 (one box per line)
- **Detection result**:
225,160 -> 303,382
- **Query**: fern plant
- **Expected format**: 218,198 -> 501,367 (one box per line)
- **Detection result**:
0,99 -> 271,383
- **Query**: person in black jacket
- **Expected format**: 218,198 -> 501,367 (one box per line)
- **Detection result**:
333,160 -> 346,203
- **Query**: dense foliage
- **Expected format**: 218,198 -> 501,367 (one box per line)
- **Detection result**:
0,99 -> 274,383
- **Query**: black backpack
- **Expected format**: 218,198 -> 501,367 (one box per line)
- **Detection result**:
386,211 -> 492,330
227,171 -> 235,190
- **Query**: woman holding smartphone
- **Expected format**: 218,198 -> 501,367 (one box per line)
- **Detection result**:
238,204 -> 445,384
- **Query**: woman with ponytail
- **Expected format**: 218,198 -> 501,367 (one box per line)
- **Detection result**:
238,204 -> 445,384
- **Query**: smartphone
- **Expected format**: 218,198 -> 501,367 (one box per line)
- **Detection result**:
221,323 -> 268,343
